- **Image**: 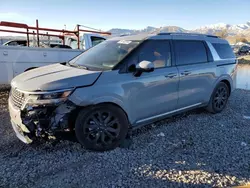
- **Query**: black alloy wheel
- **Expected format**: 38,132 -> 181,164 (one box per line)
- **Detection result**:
213,85 -> 228,111
206,82 -> 229,113
75,104 -> 128,151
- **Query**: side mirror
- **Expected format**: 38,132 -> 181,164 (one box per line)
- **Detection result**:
131,61 -> 154,77
136,60 -> 154,72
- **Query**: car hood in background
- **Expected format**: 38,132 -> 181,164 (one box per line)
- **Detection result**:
11,63 -> 101,91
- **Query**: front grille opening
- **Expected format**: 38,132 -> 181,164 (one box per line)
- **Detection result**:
11,88 -> 25,109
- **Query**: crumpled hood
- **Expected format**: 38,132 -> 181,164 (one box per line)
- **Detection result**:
11,63 -> 102,91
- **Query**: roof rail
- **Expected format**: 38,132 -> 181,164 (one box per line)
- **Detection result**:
157,32 -> 218,38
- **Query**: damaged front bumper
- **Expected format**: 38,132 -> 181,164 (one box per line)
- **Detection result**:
9,97 -> 33,143
8,96 -> 76,144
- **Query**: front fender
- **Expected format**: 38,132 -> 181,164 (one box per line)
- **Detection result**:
69,91 -> 132,124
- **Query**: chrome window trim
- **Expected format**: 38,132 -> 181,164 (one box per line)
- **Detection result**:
205,41 -> 221,61
12,87 -> 74,95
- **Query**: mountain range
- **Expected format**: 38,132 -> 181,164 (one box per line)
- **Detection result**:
108,21 -> 250,36
1,21 -> 250,42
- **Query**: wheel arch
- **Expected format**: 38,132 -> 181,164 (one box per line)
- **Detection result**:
24,67 -> 37,72
214,75 -> 233,95
69,100 -> 131,128
220,79 -> 231,95
94,102 -> 130,125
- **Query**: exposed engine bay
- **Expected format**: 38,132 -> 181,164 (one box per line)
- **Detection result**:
9,87 -> 77,143
20,101 -> 76,141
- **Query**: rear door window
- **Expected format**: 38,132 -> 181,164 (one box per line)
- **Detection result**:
174,40 -> 208,66
212,43 -> 235,59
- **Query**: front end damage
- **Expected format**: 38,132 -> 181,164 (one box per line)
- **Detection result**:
22,101 -> 76,141
9,88 -> 77,143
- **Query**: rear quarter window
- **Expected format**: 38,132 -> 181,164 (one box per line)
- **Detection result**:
212,43 -> 235,59
174,40 -> 208,66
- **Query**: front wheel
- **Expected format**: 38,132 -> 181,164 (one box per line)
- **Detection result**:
206,82 -> 229,114
75,104 -> 129,151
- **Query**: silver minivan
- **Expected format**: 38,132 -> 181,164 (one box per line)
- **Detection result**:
9,33 -> 237,151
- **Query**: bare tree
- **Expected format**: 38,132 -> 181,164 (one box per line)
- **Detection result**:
215,29 -> 228,39
236,37 -> 248,43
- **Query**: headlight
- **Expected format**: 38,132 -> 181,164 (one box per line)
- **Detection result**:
38,90 -> 72,100
24,89 -> 73,106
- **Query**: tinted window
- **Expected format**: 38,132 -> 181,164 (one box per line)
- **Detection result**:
212,43 -> 235,59
91,36 -> 106,47
69,40 -> 140,70
174,40 -> 208,65
17,41 -> 27,46
241,46 -> 250,51
127,40 -> 172,68
7,41 -> 18,46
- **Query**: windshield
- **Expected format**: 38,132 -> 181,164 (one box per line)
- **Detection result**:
69,40 -> 140,70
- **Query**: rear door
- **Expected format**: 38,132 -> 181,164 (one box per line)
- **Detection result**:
173,39 -> 217,108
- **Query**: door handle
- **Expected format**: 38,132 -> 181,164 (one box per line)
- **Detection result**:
3,51 -> 8,56
165,73 -> 177,78
181,71 -> 191,76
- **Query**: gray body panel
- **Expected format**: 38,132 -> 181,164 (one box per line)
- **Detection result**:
11,63 -> 101,91
69,67 -> 179,124
10,32 -> 237,128
176,63 -> 217,108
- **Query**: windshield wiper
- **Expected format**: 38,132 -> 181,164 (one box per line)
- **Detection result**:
68,63 -> 88,70
78,65 -> 89,70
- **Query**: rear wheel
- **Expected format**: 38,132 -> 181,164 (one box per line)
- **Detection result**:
75,104 -> 129,151
206,82 -> 229,113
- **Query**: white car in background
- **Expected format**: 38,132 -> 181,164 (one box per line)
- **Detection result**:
0,33 -> 106,84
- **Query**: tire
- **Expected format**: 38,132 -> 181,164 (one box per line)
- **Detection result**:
206,82 -> 229,114
75,104 -> 129,151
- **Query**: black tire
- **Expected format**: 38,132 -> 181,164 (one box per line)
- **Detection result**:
206,82 -> 229,114
75,104 -> 129,151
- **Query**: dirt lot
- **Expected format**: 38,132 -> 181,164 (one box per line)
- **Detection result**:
0,89 -> 250,188
238,55 -> 250,64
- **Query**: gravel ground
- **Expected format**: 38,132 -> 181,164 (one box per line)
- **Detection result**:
238,55 -> 250,64
0,89 -> 250,188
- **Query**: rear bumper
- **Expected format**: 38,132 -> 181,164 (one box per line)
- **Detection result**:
232,64 -> 238,92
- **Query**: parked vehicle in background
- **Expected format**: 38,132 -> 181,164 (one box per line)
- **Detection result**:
2,39 -> 72,49
0,33 -> 106,84
0,19 -> 110,84
237,45 -> 250,55
2,39 -> 28,46
8,32 -> 237,151
2,34 -> 106,50
232,42 -> 250,56
64,34 -> 106,50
